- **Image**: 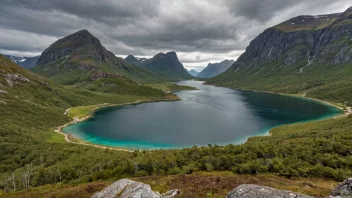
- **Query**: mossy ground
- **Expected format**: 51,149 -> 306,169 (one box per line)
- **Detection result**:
1,172 -> 338,198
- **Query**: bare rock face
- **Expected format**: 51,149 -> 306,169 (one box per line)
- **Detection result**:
3,73 -> 29,87
90,71 -> 123,81
226,184 -> 313,198
0,89 -> 8,94
330,178 -> 352,197
91,179 -> 179,198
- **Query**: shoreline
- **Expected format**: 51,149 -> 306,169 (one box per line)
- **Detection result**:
54,97 -> 181,152
55,84 -> 350,152
221,86 -> 349,115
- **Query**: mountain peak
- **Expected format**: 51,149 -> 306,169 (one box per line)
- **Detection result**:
166,51 -> 177,56
37,30 -> 110,65
125,51 -> 191,79
154,52 -> 166,58
125,55 -> 138,61
154,51 -> 177,59
69,29 -> 93,38
76,29 -> 91,35
197,59 -> 234,78
187,69 -> 199,77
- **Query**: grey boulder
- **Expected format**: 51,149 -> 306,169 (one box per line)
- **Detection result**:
91,179 -> 179,198
226,184 -> 313,198
330,178 -> 352,197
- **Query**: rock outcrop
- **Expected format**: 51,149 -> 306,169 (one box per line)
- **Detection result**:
92,178 -> 352,198
330,178 -> 352,197
3,73 -> 30,87
226,184 -> 312,198
91,179 -> 179,198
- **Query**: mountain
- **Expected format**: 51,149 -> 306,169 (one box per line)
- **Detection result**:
124,52 -> 192,80
32,30 -> 168,96
197,60 -> 234,78
208,7 -> 352,106
187,69 -> 199,76
124,55 -> 147,67
4,55 -> 39,69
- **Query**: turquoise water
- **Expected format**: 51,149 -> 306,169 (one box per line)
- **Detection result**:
63,81 -> 343,150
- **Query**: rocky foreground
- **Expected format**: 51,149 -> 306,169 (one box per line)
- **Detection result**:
92,178 -> 352,198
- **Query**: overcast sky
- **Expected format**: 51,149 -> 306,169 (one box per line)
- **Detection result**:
0,0 -> 350,71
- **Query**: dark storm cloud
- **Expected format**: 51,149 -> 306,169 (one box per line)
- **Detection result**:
0,0 -> 350,68
226,0 -> 347,21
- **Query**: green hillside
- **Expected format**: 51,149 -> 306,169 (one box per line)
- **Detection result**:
207,8 -> 352,107
1,54 -> 352,197
32,30 -> 170,95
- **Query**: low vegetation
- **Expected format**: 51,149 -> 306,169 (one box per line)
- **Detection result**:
1,172 -> 338,198
208,62 -> 352,107
146,83 -> 198,91
0,55 -> 351,197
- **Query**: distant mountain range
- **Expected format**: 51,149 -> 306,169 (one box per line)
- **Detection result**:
31,30 -> 168,96
124,52 -> 192,80
4,55 -> 39,69
208,6 -> 352,106
197,60 -> 234,78
187,69 -> 199,76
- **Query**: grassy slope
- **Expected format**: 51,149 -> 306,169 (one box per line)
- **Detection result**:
32,56 -> 171,84
0,55 -> 170,190
31,56 -> 171,96
207,61 -> 352,107
2,172 -> 338,198
1,54 -> 352,197
274,15 -> 338,32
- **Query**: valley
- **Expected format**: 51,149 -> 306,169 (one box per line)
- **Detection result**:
0,3 -> 352,198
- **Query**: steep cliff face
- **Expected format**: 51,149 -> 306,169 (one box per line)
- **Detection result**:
125,52 -> 192,80
208,7 -> 352,106
231,13 -> 343,70
197,59 -> 234,78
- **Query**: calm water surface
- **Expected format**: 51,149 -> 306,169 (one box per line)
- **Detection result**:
63,81 -> 342,149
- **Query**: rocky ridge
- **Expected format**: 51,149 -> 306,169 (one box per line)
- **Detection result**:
197,59 -> 234,78
31,30 -> 169,96
33,30 -> 167,85
124,52 -> 192,80
208,6 -> 352,106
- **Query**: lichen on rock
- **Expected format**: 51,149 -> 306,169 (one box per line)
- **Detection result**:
3,73 -> 30,87
330,178 -> 352,197
226,184 -> 313,198
91,179 -> 179,198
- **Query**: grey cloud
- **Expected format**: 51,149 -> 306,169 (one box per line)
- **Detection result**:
0,0 -> 350,67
